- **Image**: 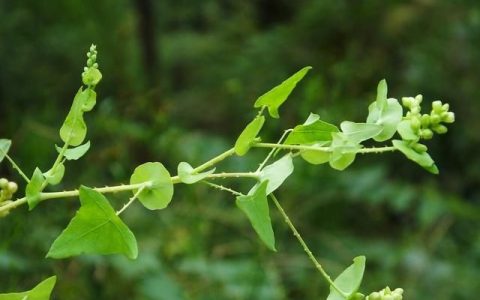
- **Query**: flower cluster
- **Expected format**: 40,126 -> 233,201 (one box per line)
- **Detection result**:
0,177 -> 17,202
81,44 -> 102,87
366,287 -> 404,300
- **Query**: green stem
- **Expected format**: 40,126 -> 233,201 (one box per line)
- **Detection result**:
257,129 -> 292,172
203,181 -> 243,197
40,143 -> 69,190
192,148 -> 236,174
116,185 -> 146,215
254,142 -> 396,154
4,154 -> 30,183
270,194 -> 348,298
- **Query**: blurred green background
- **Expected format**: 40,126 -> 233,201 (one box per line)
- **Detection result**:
1,0 -> 479,299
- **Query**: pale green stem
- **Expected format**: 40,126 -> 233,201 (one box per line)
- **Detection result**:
254,142 -> 396,154
257,129 -> 292,172
203,181 -> 243,197
4,154 -> 30,183
191,148 -> 236,174
116,185 -> 146,215
41,143 -> 69,190
270,194 -> 348,298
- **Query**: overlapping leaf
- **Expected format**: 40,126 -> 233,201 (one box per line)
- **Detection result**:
327,256 -> 366,300
55,141 -> 91,160
259,154 -> 294,194
26,168 -> 46,210
285,113 -> 338,145
0,276 -> 56,300
329,133 -> 361,171
234,116 -> 265,156
0,139 -> 11,163
254,66 -> 312,118
236,181 -> 276,251
392,140 -> 438,174
340,121 -> 382,144
178,162 -> 215,184
130,162 -> 174,210
43,163 -> 65,185
47,186 -> 138,259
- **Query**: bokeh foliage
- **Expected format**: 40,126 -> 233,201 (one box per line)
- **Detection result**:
1,0 -> 479,299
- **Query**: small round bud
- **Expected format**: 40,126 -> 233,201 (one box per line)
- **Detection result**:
93,63 -> 99,68
87,58 -> 93,67
420,114 -> 430,127
432,124 -> 448,134
442,103 -> 450,111
432,100 -> 443,113
82,68 -> 103,86
420,129 -> 433,139
91,54 -> 97,62
7,182 -> 17,194
413,143 -> 428,153
443,112 -> 455,123
415,94 -> 423,104
393,288 -> 404,295
430,114 -> 440,124
402,97 -> 414,108
87,52 -> 91,58
0,178 -> 8,189
367,292 -> 381,300
410,117 -> 421,131
350,292 -> 365,300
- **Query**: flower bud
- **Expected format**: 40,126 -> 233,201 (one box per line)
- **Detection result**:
82,68 -> 102,86
432,100 -> 443,113
420,129 -> 433,139
383,295 -> 394,300
0,178 -> 8,189
367,292 -> 381,300
420,114 -> 430,127
443,112 -> 455,123
410,117 -> 421,131
7,182 -> 17,194
430,114 -> 440,124
442,103 -> 450,111
415,94 -> 423,104
413,143 -> 428,153
393,288 -> 404,295
402,97 -> 414,108
432,124 -> 448,134
410,106 -> 420,115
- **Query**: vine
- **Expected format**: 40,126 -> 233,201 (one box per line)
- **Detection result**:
0,45 -> 455,299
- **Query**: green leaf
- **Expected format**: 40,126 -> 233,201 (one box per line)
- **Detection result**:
0,139 -> 12,163
56,141 -> 91,160
285,113 -> 338,145
259,154 -> 294,194
376,79 -> 388,109
59,88 -> 97,146
26,168 -> 46,210
300,141 -> 331,165
254,66 -> 312,118
0,275 -> 56,300
366,98 -> 403,142
234,116 -> 265,156
396,120 -> 419,141
43,163 -> 65,186
177,162 -> 215,184
327,256 -> 366,300
340,121 -> 382,144
130,162 -> 174,210
392,140 -> 438,174
47,186 -> 138,259
329,133 -> 361,171
236,181 -> 276,251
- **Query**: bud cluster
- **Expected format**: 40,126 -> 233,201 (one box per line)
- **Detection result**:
81,44 -> 102,87
402,95 -> 455,140
0,177 -> 17,202
366,287 -> 404,300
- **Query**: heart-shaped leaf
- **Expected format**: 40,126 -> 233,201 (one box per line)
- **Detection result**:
285,113 -> 338,145
327,256 -> 366,300
367,98 -> 403,142
0,276 -> 57,300
236,180 -> 276,251
130,162 -> 174,210
178,162 -> 215,184
234,116 -> 265,156
259,154 -> 294,194
47,186 -> 138,259
254,67 -> 312,118
329,133 -> 361,171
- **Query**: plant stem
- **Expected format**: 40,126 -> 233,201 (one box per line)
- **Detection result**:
192,148 -> 236,174
257,129 -> 292,172
4,154 -> 30,183
116,185 -> 146,215
40,143 -> 69,190
254,142 -> 396,154
203,181 -> 243,197
270,194 -> 348,298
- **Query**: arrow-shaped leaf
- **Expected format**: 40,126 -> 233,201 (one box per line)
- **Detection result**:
0,276 -> 56,300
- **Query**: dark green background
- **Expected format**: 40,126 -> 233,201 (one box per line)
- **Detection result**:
1,1 -> 479,299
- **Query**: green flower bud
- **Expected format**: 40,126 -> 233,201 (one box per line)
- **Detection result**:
410,117 -> 421,131
413,143 -> 428,153
430,114 -> 440,124
393,288 -> 403,295
82,68 -> 102,86
350,292 -> 365,300
432,124 -> 448,134
415,94 -> 423,104
7,182 -> 17,194
432,100 -> 443,113
420,129 -> 433,139
0,178 -> 8,189
383,295 -> 394,300
401,97 -> 414,108
420,114 -> 430,127
443,112 -> 455,123
392,295 -> 402,300
442,103 -> 450,111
